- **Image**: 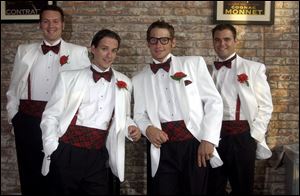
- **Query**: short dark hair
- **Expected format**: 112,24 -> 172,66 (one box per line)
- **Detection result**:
39,5 -> 64,22
212,24 -> 237,40
147,20 -> 175,41
91,29 -> 121,49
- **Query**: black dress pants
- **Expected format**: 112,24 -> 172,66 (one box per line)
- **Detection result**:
47,142 -> 110,195
12,112 -> 48,195
151,138 -> 209,195
207,130 -> 257,195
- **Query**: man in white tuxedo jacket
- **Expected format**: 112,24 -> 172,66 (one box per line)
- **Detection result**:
207,24 -> 273,195
133,20 -> 223,195
6,5 -> 90,195
40,29 -> 141,195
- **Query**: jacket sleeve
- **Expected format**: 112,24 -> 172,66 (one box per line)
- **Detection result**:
40,73 -> 67,156
250,64 -> 273,142
6,45 -> 25,123
196,57 -> 223,146
124,78 -> 137,140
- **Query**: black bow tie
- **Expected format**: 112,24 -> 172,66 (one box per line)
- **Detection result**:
150,57 -> 171,74
41,42 -> 61,54
90,67 -> 113,82
214,54 -> 237,70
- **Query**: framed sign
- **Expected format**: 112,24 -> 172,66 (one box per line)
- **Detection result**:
1,1 -> 55,23
213,1 -> 274,25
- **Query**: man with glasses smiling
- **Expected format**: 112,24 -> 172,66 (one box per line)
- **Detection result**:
133,20 -> 224,194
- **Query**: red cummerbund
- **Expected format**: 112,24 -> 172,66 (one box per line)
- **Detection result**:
221,120 -> 250,136
59,124 -> 108,150
19,99 -> 47,118
161,120 -> 194,142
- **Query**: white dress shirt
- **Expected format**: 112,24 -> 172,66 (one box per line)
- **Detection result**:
30,39 -> 62,101
152,54 -> 184,122
76,64 -> 115,130
214,53 -> 246,120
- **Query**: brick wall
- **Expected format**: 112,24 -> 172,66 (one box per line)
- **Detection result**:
1,1 -> 298,195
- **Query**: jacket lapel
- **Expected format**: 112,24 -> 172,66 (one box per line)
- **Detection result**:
58,40 -> 71,70
169,57 -> 202,135
113,70 -> 127,134
59,40 -> 68,55
168,57 -> 189,120
57,69 -> 90,134
235,55 -> 255,123
144,67 -> 161,129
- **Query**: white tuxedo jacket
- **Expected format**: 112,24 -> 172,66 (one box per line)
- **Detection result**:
133,55 -> 224,177
6,40 -> 90,122
40,67 -> 135,182
211,55 -> 273,159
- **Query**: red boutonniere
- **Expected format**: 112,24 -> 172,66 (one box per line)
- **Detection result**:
60,55 -> 69,66
237,73 -> 249,86
171,72 -> 187,81
116,80 -> 127,90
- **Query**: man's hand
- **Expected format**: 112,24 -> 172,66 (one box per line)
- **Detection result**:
197,140 -> 214,167
146,125 -> 169,148
128,125 -> 141,142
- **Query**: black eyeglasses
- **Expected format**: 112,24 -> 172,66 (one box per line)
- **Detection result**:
148,37 -> 171,45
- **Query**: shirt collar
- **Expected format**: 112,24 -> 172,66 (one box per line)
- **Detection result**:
91,64 -> 112,73
218,52 -> 236,62
43,38 -> 62,46
152,53 -> 172,64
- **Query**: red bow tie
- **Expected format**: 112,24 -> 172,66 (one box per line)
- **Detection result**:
90,67 -> 112,82
41,42 -> 61,54
150,57 -> 171,74
214,54 -> 237,70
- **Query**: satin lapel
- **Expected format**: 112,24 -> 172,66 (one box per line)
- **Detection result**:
169,57 -> 202,138
59,69 -> 89,133
144,68 -> 160,128
113,70 -> 126,134
59,40 -> 69,56
59,40 -> 71,70
235,56 -> 254,122
68,69 -> 90,111
168,58 -> 189,120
